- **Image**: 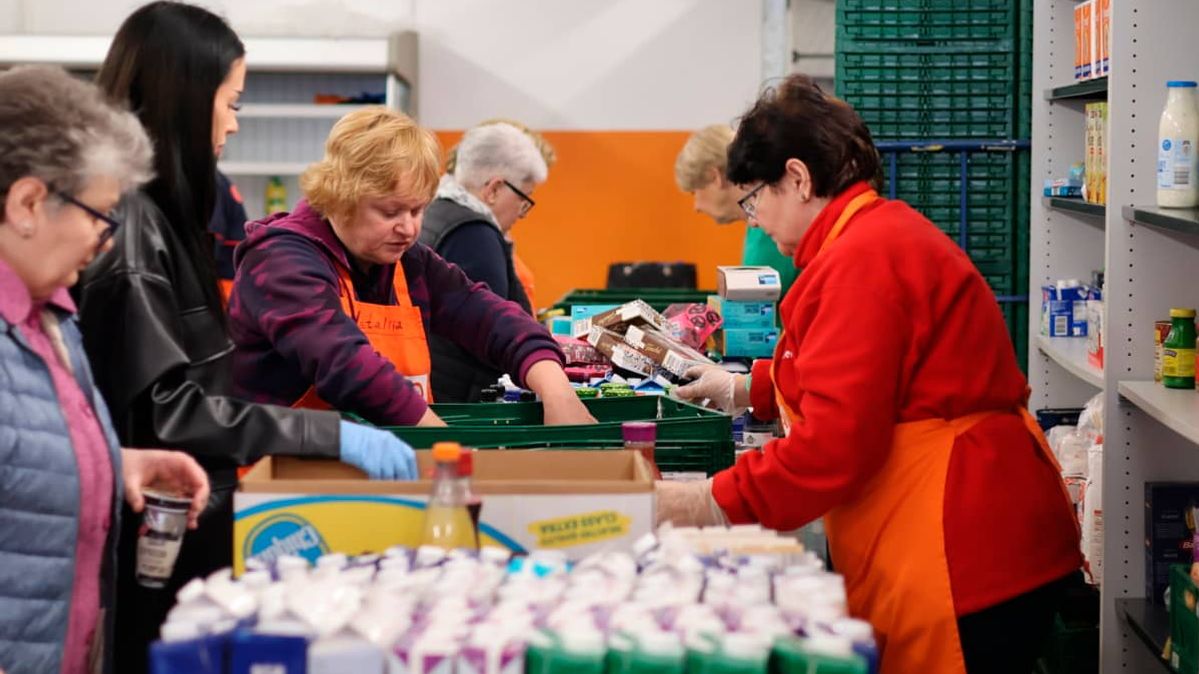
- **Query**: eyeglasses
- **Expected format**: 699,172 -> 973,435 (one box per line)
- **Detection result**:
503,180 -> 536,217
56,191 -> 121,249
738,182 -> 766,220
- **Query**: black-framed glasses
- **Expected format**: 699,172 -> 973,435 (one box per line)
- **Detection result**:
503,180 -> 536,217
56,191 -> 121,248
738,182 -> 766,220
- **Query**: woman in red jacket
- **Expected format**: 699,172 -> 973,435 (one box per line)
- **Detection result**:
661,75 -> 1081,674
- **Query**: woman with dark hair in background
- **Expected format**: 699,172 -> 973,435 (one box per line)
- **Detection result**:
660,74 -> 1081,674
76,3 -> 417,670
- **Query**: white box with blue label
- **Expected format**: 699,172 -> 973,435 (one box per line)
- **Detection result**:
717,266 -> 782,301
233,451 -> 654,574
718,328 -> 780,358
1041,285 -> 1090,337
707,295 -> 776,330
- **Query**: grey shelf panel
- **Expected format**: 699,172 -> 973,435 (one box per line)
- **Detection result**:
1117,598 -> 1174,672
1125,205 -> 1199,238
1045,77 -> 1109,101
1045,197 -> 1107,220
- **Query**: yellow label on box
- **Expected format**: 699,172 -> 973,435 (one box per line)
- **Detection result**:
527,510 -> 631,549
233,495 -> 519,573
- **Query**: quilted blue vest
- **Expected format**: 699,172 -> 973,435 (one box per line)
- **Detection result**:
0,308 -> 122,674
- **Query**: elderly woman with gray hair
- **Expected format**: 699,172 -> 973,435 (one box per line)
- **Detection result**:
0,65 -> 209,674
419,122 -> 549,402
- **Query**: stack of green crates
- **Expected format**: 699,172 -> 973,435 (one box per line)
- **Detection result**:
366,396 -> 734,477
835,0 -> 1033,369
552,288 -> 715,315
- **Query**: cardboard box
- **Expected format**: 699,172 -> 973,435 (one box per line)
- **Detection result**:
1041,285 -> 1089,337
717,328 -> 779,358
707,295 -> 776,330
234,451 -> 655,573
622,324 -> 712,377
717,266 -> 782,302
572,300 -> 669,339
1076,0 -> 1094,80
662,303 -> 723,351
1079,1 -> 1088,79
586,326 -> 655,375
1145,483 -> 1199,604
1098,0 -> 1111,77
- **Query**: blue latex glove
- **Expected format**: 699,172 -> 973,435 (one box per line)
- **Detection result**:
338,421 -> 418,480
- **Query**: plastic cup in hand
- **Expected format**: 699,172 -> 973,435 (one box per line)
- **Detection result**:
137,489 -> 192,588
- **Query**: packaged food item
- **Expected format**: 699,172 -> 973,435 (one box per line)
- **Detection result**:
772,634 -> 869,674
662,303 -> 724,351
137,489 -> 192,588
1158,81 -> 1199,208
1156,320 -> 1174,382
622,422 -> 662,480
717,266 -> 782,302
553,335 -> 608,366
1041,283 -> 1089,337
587,327 -> 655,376
707,296 -> 776,330
717,329 -> 780,358
621,325 -> 713,378
1163,308 -> 1197,389
572,300 -> 669,339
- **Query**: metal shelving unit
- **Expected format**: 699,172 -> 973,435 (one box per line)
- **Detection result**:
0,33 -> 418,221
1030,1 -> 1199,671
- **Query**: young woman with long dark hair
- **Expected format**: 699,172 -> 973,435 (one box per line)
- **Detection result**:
75,3 -> 417,670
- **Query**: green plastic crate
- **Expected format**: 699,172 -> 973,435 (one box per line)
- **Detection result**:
1170,564 -> 1199,673
373,396 -> 734,477
837,41 -> 1018,139
552,288 -> 715,314
837,0 -> 1017,43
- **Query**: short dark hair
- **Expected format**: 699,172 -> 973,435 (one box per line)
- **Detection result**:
97,1 -> 244,317
727,74 -> 881,198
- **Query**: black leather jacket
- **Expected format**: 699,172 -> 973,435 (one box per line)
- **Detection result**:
75,192 -> 340,490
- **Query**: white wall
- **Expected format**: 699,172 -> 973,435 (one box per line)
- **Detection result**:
0,0 -> 764,131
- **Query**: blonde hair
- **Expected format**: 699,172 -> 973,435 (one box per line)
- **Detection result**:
675,124 -> 736,192
301,107 -> 441,219
445,118 -> 556,174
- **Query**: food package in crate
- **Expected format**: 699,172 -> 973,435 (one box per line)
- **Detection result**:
572,299 -> 670,339
621,324 -> 714,379
553,335 -> 609,366
661,303 -> 723,350
586,326 -> 655,376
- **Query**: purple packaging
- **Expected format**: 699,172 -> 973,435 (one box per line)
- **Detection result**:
458,632 -> 528,674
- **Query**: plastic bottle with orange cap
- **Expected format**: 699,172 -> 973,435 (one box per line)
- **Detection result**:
421,442 -> 480,551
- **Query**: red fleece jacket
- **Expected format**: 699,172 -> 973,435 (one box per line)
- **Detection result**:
711,183 -> 1082,615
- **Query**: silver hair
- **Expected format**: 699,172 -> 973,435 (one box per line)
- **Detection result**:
0,65 -> 153,205
453,122 -> 549,191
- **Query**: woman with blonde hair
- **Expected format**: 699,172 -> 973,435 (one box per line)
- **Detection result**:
228,107 -> 592,426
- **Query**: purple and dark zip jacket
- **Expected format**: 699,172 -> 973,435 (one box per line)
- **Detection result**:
227,200 -> 564,426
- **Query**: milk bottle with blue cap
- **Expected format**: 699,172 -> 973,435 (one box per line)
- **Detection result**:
1158,80 -> 1199,207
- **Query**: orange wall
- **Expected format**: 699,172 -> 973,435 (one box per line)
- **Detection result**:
434,130 -> 747,307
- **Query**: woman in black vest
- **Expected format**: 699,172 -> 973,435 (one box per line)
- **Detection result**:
419,122 -> 548,402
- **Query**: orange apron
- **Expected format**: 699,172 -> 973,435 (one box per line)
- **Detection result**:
770,190 -> 1072,673
293,262 -> 433,409
512,251 -> 537,312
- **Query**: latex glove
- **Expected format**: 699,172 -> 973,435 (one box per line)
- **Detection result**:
655,478 -> 729,528
542,393 -> 598,425
674,365 -> 740,413
339,421 -> 419,480
121,448 -> 210,529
